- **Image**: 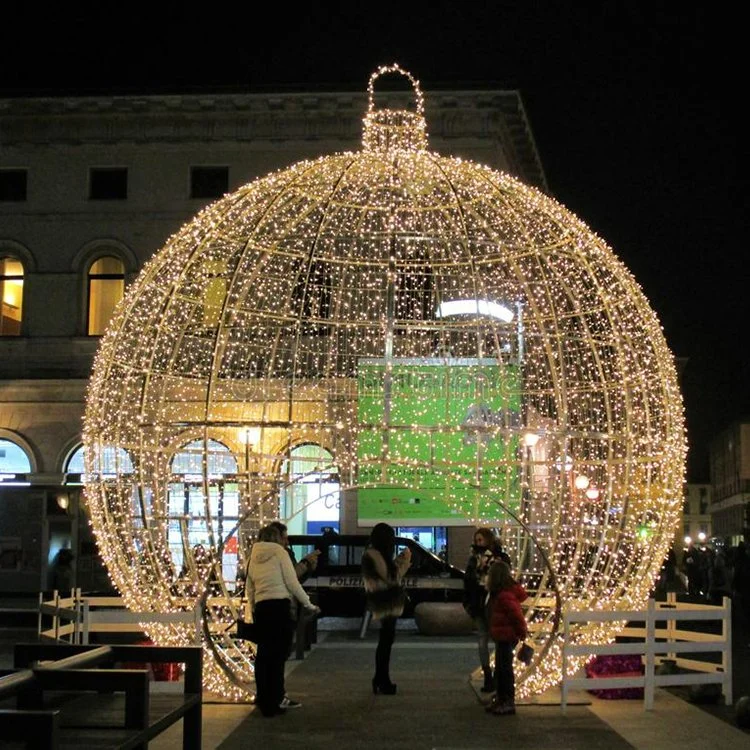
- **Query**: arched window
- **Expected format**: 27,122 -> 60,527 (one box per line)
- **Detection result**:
280,444 -> 340,535
87,256 -> 125,335
168,439 -> 240,583
0,437 -> 32,474
0,257 -> 24,336
64,444 -> 134,481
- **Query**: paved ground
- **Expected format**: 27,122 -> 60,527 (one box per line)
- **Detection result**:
3,605 -> 750,750
146,631 -> 749,750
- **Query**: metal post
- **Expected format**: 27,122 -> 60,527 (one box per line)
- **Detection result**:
53,591 -> 59,642
359,610 -> 371,639
193,602 -> 201,644
666,592 -> 676,663
73,590 -> 82,645
644,598 -> 655,709
295,610 -> 306,660
722,595 -> 733,706
380,232 -> 396,481
561,612 -> 569,713
82,600 -> 90,645
183,646 -> 203,750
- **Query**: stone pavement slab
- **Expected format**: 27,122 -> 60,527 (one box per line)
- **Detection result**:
216,636 -> 635,750
147,632 -> 750,750
588,688 -> 750,750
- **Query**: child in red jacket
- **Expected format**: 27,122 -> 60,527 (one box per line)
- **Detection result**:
486,560 -> 527,715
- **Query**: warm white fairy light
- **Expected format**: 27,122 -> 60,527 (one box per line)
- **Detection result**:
574,474 -> 590,490
82,64 -> 686,699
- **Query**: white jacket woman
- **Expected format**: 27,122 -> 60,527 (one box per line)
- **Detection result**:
245,525 -> 318,717
246,540 -> 315,612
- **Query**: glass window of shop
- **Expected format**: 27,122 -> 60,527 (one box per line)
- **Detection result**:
279,444 -> 340,536
168,439 -> 239,583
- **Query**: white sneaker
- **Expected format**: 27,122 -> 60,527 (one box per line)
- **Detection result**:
279,696 -> 302,709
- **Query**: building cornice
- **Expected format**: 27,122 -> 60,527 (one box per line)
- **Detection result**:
0,91 -> 547,191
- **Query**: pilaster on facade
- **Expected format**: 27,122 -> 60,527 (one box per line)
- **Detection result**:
709,421 -> 750,542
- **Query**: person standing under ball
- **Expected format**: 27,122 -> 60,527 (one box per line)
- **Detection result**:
361,522 -> 412,695
246,524 -> 320,717
486,560 -> 528,716
463,528 -> 510,692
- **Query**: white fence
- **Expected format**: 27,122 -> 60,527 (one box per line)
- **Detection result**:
38,590 -> 202,645
561,594 -> 732,710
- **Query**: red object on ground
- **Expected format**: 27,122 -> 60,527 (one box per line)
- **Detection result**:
121,639 -> 183,681
585,654 -> 644,699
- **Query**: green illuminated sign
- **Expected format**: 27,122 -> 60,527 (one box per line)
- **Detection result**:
357,358 -> 521,525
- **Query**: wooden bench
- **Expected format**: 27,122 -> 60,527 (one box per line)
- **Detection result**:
0,643 -> 202,749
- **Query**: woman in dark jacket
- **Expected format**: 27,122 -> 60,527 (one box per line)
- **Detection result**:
463,528 -> 509,692
486,560 -> 527,715
361,522 -> 411,694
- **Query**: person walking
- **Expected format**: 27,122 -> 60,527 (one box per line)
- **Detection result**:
463,528 -> 510,692
485,560 -> 528,716
246,524 -> 320,717
361,522 -> 411,695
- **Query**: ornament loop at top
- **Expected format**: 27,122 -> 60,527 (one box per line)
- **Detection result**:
367,63 -> 424,116
363,63 -> 428,153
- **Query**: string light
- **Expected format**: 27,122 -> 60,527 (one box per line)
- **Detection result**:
83,64 -> 686,699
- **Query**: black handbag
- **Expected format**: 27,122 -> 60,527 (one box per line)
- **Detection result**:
236,617 -> 258,641
516,642 -> 534,665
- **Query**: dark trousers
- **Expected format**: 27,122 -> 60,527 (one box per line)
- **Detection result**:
494,640 -> 516,703
375,616 -> 397,683
254,599 -> 294,715
474,612 -> 491,671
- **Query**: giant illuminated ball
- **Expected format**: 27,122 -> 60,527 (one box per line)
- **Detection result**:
84,65 -> 685,697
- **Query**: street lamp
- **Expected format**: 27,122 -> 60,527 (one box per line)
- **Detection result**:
523,431 -> 540,448
574,474 -> 590,491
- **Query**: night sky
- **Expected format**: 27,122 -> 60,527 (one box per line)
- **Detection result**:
2,3 -> 745,480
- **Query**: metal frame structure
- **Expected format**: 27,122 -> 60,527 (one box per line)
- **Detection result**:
83,65 -> 685,698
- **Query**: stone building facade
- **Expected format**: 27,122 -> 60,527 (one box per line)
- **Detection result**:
709,421 -> 750,545
0,88 -> 546,592
678,483 -> 712,549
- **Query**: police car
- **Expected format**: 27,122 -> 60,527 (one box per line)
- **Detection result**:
289,532 -> 465,617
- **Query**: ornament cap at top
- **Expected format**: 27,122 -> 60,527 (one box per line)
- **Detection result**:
362,63 -> 428,153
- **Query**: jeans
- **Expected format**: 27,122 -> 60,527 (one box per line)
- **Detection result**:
474,613 -> 491,671
375,616 -> 397,683
494,640 -> 516,703
253,599 -> 294,715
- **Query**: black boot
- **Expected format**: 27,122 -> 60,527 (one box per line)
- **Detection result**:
480,667 -> 494,693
